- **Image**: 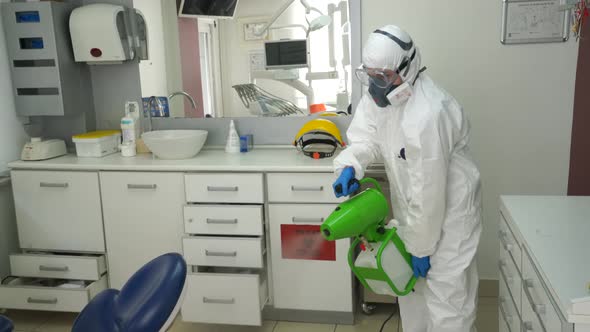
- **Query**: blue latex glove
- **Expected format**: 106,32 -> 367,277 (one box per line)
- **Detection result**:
332,167 -> 360,198
411,255 -> 431,278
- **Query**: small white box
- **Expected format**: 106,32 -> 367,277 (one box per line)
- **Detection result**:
72,131 -> 121,158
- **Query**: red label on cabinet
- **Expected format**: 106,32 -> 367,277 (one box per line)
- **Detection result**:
280,224 -> 336,261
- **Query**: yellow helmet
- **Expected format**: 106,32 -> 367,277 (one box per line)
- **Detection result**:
293,119 -> 346,159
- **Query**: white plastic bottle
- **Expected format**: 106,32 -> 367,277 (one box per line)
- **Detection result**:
225,120 -> 241,153
120,101 -> 139,157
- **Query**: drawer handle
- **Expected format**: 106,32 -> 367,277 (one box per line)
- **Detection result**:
499,234 -> 514,252
533,304 -> 546,315
207,186 -> 239,192
205,250 -> 237,257
27,297 -> 58,305
292,217 -> 325,224
291,185 -> 324,192
206,218 -> 238,225
523,321 -> 534,331
203,297 -> 235,304
523,278 -> 548,318
39,265 -> 69,272
498,298 -> 513,322
127,184 -> 157,190
40,182 -> 68,188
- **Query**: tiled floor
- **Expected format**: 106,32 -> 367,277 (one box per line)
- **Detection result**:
2,296 -> 498,332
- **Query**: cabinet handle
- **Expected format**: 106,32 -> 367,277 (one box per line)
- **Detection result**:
27,297 -> 58,304
205,250 -> 237,257
207,186 -> 238,192
533,304 -> 546,315
39,265 -> 69,272
203,297 -> 235,304
523,278 -> 547,318
498,297 -> 513,322
39,182 -> 68,188
291,185 -> 324,192
127,184 -> 157,190
499,234 -> 513,252
292,217 -> 325,224
206,218 -> 238,225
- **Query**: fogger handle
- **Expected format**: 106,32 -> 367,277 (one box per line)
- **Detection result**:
334,178 -> 360,196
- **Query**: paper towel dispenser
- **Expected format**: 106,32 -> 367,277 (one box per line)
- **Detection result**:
69,4 -> 147,64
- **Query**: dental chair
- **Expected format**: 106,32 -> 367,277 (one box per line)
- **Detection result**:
72,252 -> 187,332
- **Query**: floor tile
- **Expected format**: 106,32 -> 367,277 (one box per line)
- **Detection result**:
169,316 -> 276,332
3,310 -> 54,332
34,312 -> 78,332
336,317 -> 400,332
475,308 -> 499,332
273,321 -> 336,332
356,303 -> 398,323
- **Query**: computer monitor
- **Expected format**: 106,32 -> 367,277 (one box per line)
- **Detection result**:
264,39 -> 308,70
178,0 -> 239,19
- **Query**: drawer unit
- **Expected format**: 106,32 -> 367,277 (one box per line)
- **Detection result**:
500,272 -> 521,332
11,170 -> 105,252
522,249 -> 564,332
184,205 -> 263,236
500,244 -> 522,315
181,271 -> 268,326
183,237 -> 264,269
185,173 -> 263,203
9,254 -> 106,281
267,173 -> 344,203
499,213 -> 522,273
0,275 -> 107,312
268,204 -> 353,312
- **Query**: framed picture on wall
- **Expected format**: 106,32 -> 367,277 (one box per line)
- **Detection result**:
501,0 -> 570,44
239,17 -> 270,42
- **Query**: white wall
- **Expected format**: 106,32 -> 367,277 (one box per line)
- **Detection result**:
362,0 -> 578,279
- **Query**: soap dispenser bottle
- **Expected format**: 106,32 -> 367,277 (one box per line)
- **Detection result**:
225,120 -> 240,153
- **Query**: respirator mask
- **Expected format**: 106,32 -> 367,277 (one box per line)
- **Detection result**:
355,55 -> 415,108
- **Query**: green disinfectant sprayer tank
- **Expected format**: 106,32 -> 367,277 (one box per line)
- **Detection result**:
321,178 -> 417,296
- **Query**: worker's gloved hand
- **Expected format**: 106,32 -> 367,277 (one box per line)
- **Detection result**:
333,167 -> 360,198
411,255 -> 431,278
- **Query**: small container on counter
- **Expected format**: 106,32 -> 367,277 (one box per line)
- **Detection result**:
72,130 -> 121,157
240,134 -> 254,153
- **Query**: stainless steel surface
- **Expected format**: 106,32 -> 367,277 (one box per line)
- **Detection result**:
169,91 -> 197,109
27,297 -> 58,304
291,185 -> 324,192
291,217 -> 325,223
206,218 -> 239,225
203,297 -> 235,305
39,265 -> 69,272
127,184 -> 157,190
205,250 -> 238,257
206,186 -> 239,192
39,182 -> 68,188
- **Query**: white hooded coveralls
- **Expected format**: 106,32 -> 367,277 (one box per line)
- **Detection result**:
334,25 -> 482,332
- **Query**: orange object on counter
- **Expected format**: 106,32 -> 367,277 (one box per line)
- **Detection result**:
309,103 -> 327,114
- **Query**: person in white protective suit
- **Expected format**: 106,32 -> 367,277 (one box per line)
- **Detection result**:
332,25 -> 482,332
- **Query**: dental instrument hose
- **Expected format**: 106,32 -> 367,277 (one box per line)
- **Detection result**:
378,303 -> 400,332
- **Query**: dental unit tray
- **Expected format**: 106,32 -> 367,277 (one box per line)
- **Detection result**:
232,83 -> 304,117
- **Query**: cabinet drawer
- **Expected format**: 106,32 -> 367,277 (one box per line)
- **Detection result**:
10,254 -> 106,281
522,249 -> 564,332
268,204 -> 353,312
500,246 -> 522,316
185,173 -> 263,203
181,272 -> 268,326
267,173 -> 344,203
0,275 -> 107,312
500,272 -> 521,332
184,205 -> 263,236
499,213 -> 522,273
11,170 -> 104,252
183,237 -> 264,268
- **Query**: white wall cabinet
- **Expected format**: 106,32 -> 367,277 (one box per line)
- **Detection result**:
100,172 -> 184,289
11,170 -> 104,252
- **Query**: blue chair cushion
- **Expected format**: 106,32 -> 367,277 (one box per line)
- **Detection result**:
72,253 -> 187,332
0,315 -> 14,332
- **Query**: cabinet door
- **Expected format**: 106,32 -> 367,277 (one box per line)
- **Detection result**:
100,172 -> 184,289
11,171 -> 104,252
268,204 -> 353,312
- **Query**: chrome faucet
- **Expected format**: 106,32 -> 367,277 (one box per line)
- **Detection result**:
146,96 -> 163,132
169,91 -> 197,109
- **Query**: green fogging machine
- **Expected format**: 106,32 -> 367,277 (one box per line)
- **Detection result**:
321,178 -> 417,296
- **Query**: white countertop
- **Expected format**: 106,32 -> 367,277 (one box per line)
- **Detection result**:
7,148 -> 341,172
501,195 -> 590,323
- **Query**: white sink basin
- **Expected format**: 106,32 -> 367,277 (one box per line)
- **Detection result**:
142,130 -> 208,160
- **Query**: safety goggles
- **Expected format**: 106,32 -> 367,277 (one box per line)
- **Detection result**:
355,66 -> 401,88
